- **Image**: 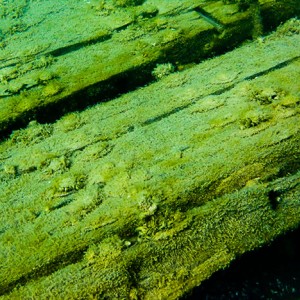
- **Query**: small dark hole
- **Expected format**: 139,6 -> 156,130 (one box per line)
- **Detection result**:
268,190 -> 281,210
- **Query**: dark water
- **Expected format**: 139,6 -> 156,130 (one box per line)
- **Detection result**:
184,226 -> 300,300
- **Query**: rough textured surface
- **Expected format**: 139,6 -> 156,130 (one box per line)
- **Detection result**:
0,0 -> 299,135
187,226 -> 300,299
0,15 -> 299,298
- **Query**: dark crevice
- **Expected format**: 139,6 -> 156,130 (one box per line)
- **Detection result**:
0,13 -> 152,69
0,214 -> 119,296
0,248 -> 87,296
0,27 -> 222,140
48,32 -> 113,57
50,197 -> 74,211
47,17 -> 146,58
1,5 -> 299,140
0,215 -> 132,297
268,190 -> 281,210
0,63 -> 155,141
141,55 -> 300,127
0,6 -> 260,139
244,56 -> 300,81
260,0 -> 300,32
142,104 -> 190,126
193,6 -> 225,31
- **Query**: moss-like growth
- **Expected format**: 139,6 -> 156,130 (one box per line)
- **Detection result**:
112,0 -> 145,7
223,0 -> 258,11
0,6 -> 299,300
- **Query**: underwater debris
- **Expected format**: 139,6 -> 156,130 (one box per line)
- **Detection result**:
152,63 -> 175,80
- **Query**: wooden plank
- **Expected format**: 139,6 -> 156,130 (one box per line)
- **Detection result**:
0,0 -> 299,136
0,18 -> 299,299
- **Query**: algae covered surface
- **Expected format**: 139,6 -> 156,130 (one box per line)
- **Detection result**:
0,0 -> 299,135
0,1 -> 300,299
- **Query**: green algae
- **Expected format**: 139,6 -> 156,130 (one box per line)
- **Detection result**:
0,17 -> 300,298
1,0 -> 299,136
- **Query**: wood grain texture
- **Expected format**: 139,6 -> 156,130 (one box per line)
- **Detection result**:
0,0 -> 299,136
0,16 -> 299,298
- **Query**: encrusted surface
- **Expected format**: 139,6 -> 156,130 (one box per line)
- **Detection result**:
0,0 -> 299,135
0,18 -> 299,298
